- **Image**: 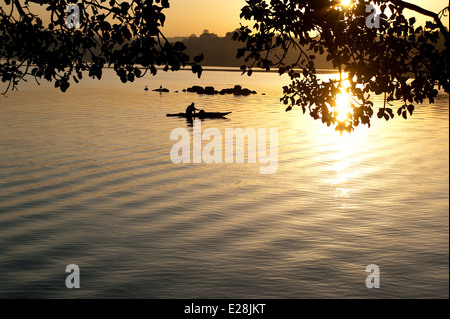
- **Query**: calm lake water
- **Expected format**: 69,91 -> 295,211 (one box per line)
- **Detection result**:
0,69 -> 448,298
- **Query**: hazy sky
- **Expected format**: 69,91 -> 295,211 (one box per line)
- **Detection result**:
161,0 -> 450,37
161,0 -> 246,37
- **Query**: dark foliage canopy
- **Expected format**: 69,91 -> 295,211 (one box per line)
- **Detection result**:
0,0 -> 203,94
234,0 -> 449,131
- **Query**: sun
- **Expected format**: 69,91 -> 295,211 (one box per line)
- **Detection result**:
341,0 -> 352,6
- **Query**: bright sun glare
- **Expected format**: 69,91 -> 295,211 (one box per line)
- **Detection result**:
341,0 -> 352,6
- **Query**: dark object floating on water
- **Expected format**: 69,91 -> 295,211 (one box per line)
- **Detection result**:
153,85 -> 169,92
144,86 -> 149,91
186,85 -> 256,96
166,112 -> 232,119
220,85 -> 257,96
186,85 -> 217,95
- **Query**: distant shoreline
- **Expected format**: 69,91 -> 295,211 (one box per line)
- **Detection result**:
0,59 -> 339,74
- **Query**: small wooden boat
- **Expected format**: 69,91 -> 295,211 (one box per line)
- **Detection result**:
166,112 -> 231,119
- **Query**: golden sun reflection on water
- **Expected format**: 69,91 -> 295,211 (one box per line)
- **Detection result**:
303,113 -> 370,207
286,91 -> 371,209
330,134 -> 358,202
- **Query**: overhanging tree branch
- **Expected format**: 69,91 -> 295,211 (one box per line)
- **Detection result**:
0,0 -> 204,94
234,0 -> 449,132
388,0 -> 449,42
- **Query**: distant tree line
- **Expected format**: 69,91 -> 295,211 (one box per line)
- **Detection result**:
179,30 -> 333,69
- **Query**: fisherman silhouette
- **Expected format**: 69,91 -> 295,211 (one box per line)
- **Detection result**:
186,102 -> 198,117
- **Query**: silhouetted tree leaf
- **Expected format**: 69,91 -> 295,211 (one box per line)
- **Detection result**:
120,2 -> 130,14
377,109 -> 384,119
192,64 -> 203,78
385,108 -> 394,119
194,54 -> 204,63
60,81 -> 70,92
162,0 -> 170,8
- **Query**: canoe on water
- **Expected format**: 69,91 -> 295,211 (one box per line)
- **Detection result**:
166,112 -> 232,119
